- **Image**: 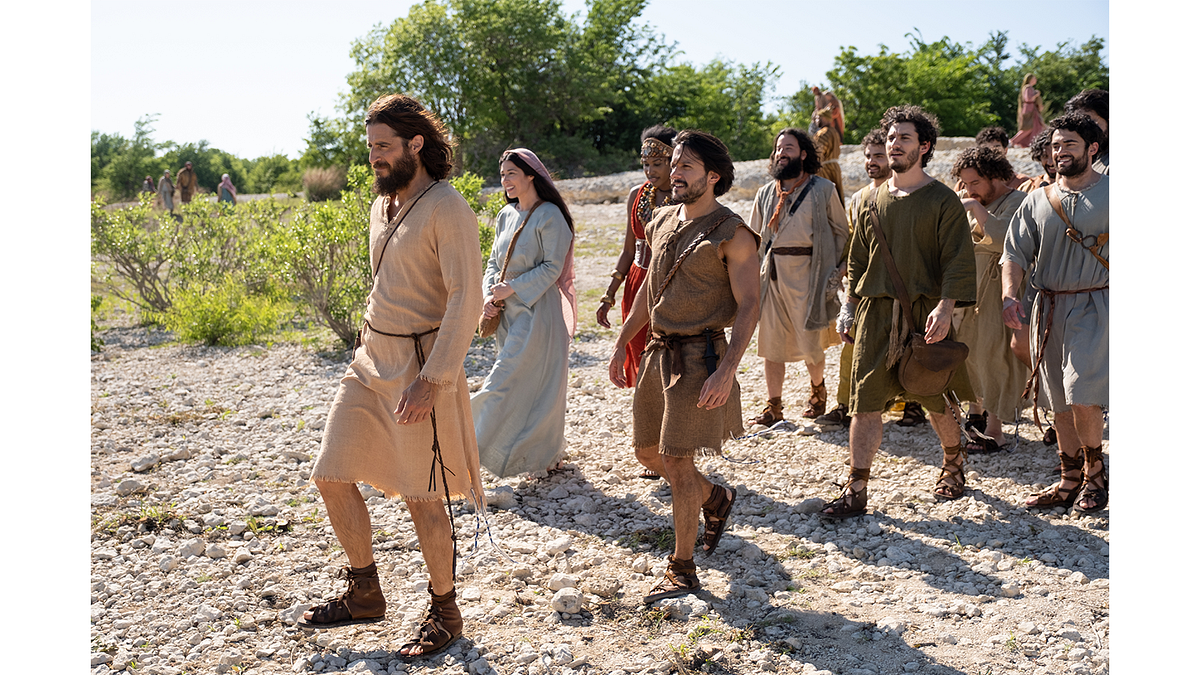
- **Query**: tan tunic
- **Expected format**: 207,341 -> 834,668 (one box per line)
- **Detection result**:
177,167 -> 198,202
813,127 -> 844,202
314,181 -> 485,505
749,176 -> 848,363
954,188 -> 1030,422
632,205 -> 759,456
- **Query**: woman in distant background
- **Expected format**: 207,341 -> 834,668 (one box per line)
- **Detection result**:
471,148 -> 576,478
218,173 -> 238,204
1010,74 -> 1045,148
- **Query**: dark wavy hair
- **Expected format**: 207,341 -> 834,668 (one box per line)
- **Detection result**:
1047,112 -> 1105,155
880,105 -> 940,167
1064,89 -> 1108,126
861,127 -> 887,149
364,94 -> 455,181
1029,128 -> 1053,165
952,146 -> 1015,183
641,124 -> 677,145
773,128 -> 822,175
672,129 -> 735,197
975,125 -> 1010,149
499,151 -> 575,233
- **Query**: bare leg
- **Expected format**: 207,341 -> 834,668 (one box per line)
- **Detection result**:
848,412 -> 883,469
659,455 -> 713,561
635,444 -> 667,476
928,410 -> 964,447
315,479 -> 374,568
983,409 -> 1006,444
406,499 -> 455,596
803,356 -> 825,385
1011,325 -> 1032,370
764,359 -> 786,399
1070,404 -> 1104,448
1054,412 -> 1081,457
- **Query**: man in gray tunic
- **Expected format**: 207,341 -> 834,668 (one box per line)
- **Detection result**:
748,128 -> 848,426
1002,112 -> 1109,514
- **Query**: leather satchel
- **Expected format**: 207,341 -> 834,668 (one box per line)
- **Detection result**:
479,201 -> 543,338
867,189 -> 969,397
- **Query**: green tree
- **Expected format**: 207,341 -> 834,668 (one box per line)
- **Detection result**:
95,115 -> 165,200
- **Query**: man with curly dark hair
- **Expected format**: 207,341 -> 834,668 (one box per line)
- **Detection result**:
951,147 -> 1030,454
822,105 -> 978,518
747,128 -> 848,427
1002,112 -> 1108,515
1064,88 -> 1109,174
1018,128 -> 1056,193
970,126 -> 1030,188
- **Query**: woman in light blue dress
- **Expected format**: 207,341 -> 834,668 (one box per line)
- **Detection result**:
471,148 -> 577,477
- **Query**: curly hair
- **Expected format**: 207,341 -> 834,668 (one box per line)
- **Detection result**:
1064,89 -> 1108,126
365,94 -> 455,181
952,146 -> 1015,183
641,124 -> 677,145
880,105 -> 940,167
1029,128 -> 1053,164
773,128 -> 822,175
974,125 -> 1010,149
1047,112 -> 1105,153
673,129 -> 735,197
861,128 -> 886,149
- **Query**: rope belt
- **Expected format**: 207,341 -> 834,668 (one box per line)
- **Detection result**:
644,329 -> 725,390
361,320 -> 459,576
769,246 -> 812,280
1021,285 -> 1109,431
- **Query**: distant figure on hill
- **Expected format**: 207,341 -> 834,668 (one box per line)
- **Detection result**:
1010,74 -> 1046,148
809,86 -> 845,140
218,174 -> 237,204
813,108 -> 845,202
176,161 -> 198,204
157,170 -> 174,212
141,175 -> 155,194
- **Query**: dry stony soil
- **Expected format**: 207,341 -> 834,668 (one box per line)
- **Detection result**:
90,141 -> 1109,675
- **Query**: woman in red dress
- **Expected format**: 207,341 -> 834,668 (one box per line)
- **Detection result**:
1010,74 -> 1046,148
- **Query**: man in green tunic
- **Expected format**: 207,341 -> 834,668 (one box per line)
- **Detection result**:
1002,112 -> 1109,514
952,147 -> 1029,452
609,130 -> 760,603
822,106 -> 977,519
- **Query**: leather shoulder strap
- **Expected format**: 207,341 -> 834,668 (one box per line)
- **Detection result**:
373,180 -> 439,278
496,200 -> 544,283
652,209 -> 735,307
866,188 -> 917,334
1042,184 -> 1071,229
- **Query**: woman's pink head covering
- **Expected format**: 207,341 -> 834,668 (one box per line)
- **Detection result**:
503,147 -> 577,339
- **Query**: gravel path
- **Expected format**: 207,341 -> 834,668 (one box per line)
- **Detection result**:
90,160 -> 1108,675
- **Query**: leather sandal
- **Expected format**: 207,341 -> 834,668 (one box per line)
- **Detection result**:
644,555 -> 700,603
299,563 -> 386,629
700,484 -> 735,555
1026,446 -> 1083,509
1075,445 -> 1108,514
933,445 -> 967,500
751,397 -> 784,426
801,380 -> 827,419
821,467 -> 869,519
965,412 -> 987,434
396,588 -> 464,660
896,402 -> 927,427
814,403 -> 851,428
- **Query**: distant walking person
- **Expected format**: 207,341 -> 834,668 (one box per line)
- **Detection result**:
177,161 -> 198,204
1010,74 -> 1046,148
1002,112 -> 1109,514
302,94 -> 485,660
141,175 -> 156,194
218,173 -> 237,204
157,170 -> 174,212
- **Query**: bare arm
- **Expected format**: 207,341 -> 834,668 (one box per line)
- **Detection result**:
597,187 -> 641,328
1000,260 -> 1026,329
697,226 -> 761,410
607,276 -> 651,387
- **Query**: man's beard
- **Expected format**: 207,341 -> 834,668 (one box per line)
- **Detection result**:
769,156 -> 803,181
672,179 -> 707,205
1056,151 -> 1089,178
866,163 -> 888,179
888,147 -> 920,174
372,150 -> 418,196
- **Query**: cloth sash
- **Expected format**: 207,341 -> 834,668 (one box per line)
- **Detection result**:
644,330 -> 725,391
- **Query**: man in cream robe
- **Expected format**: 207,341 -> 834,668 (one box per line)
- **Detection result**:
748,128 -> 847,425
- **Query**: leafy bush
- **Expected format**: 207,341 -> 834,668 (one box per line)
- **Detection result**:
91,295 -> 105,352
303,166 -> 348,202
273,165 -> 374,345
91,194 -> 179,313
160,274 -> 290,346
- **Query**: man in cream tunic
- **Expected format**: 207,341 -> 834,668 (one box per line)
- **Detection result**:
748,128 -> 848,425
303,95 -> 483,659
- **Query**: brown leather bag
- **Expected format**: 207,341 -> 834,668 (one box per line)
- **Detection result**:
867,189 -> 969,397
479,201 -> 543,338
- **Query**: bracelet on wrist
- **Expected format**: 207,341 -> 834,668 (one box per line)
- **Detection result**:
600,294 -> 616,306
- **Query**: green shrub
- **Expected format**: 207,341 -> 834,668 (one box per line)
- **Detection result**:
91,295 -> 105,352
91,194 -> 179,313
303,166 -> 347,202
450,172 -> 487,212
161,274 -> 290,346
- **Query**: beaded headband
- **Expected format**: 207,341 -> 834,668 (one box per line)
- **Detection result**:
640,137 -> 673,159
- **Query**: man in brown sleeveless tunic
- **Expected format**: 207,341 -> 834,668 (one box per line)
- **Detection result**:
608,130 -> 761,604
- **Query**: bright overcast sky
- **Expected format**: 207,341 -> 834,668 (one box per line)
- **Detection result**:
92,0 -> 1110,160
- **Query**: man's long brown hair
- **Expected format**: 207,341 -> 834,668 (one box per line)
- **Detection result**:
365,95 -> 455,180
